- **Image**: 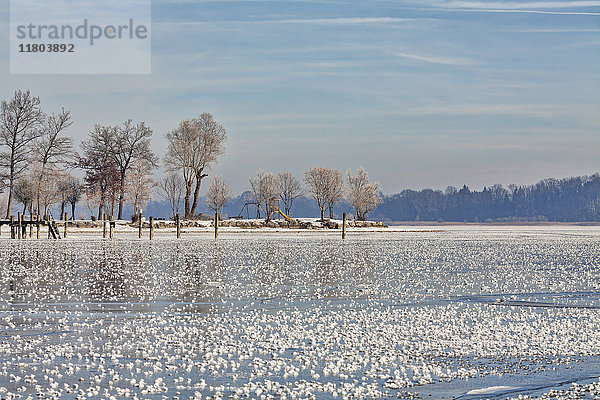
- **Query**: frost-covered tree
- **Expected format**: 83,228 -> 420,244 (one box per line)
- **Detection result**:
278,171 -> 302,217
249,170 -> 280,221
126,158 -> 154,217
38,165 -> 63,218
158,173 -> 185,220
111,120 -> 157,219
325,169 -> 344,219
304,167 -> 344,221
13,175 -> 36,216
65,177 -> 83,220
0,90 -> 44,217
347,167 -> 382,221
80,125 -> 121,219
205,176 -> 234,218
80,121 -> 156,220
165,113 -> 226,218
58,175 -> 82,220
33,108 -> 74,214
304,167 -> 329,222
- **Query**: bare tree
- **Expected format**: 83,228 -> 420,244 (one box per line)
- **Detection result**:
347,167 -> 382,221
164,121 -> 194,219
38,166 -> 62,218
110,120 -> 157,219
58,177 -> 70,220
205,176 -> 234,218
0,90 -> 44,218
79,125 -> 121,219
33,108 -> 74,214
0,195 -> 7,218
65,177 -> 83,220
83,192 -> 98,220
249,170 -> 280,221
158,173 -> 185,219
13,176 -> 36,216
165,113 -> 226,219
304,167 -> 330,222
278,171 -> 302,217
57,175 -> 82,220
126,158 -> 154,216
325,169 -> 344,219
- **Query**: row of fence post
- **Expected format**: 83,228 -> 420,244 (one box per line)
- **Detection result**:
136,212 -> 183,240
5,212 -> 45,240
3,212 -> 349,240
127,211 -> 345,240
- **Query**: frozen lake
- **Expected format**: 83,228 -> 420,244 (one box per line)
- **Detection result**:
0,226 -> 599,399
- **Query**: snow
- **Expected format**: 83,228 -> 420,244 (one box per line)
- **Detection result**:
0,226 -> 599,399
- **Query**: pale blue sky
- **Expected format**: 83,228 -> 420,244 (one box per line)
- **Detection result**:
1,0 -> 599,193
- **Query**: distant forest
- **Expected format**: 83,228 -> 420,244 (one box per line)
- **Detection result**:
373,173 -> 600,222
140,173 -> 600,223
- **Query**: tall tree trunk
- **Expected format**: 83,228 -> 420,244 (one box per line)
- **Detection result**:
60,202 -> 65,220
71,203 -> 76,220
190,172 -> 208,219
98,204 -> 103,220
6,175 -> 14,219
184,184 -> 192,219
329,205 -> 334,219
117,175 -> 125,220
190,179 -> 201,218
320,208 -> 324,222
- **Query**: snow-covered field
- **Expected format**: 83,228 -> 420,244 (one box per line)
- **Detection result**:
0,226 -> 599,399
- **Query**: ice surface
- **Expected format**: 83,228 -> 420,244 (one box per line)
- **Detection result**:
467,386 -> 520,395
0,226 -> 599,399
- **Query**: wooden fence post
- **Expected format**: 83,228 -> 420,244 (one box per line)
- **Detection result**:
176,214 -> 180,239
342,212 -> 347,240
214,212 -> 219,239
149,216 -> 154,240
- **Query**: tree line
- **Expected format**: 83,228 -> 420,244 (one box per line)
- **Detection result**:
374,175 -> 600,222
0,90 -> 382,221
2,90 -> 598,223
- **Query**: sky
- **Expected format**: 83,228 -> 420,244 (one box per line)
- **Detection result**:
1,0 -> 599,194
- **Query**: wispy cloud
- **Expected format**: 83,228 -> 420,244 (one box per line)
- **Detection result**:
270,17 -> 414,24
393,52 -> 479,66
448,9 -> 600,15
372,104 -> 584,117
154,16 -> 426,26
425,1 -> 600,9
510,28 -> 600,32
419,1 -> 600,15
